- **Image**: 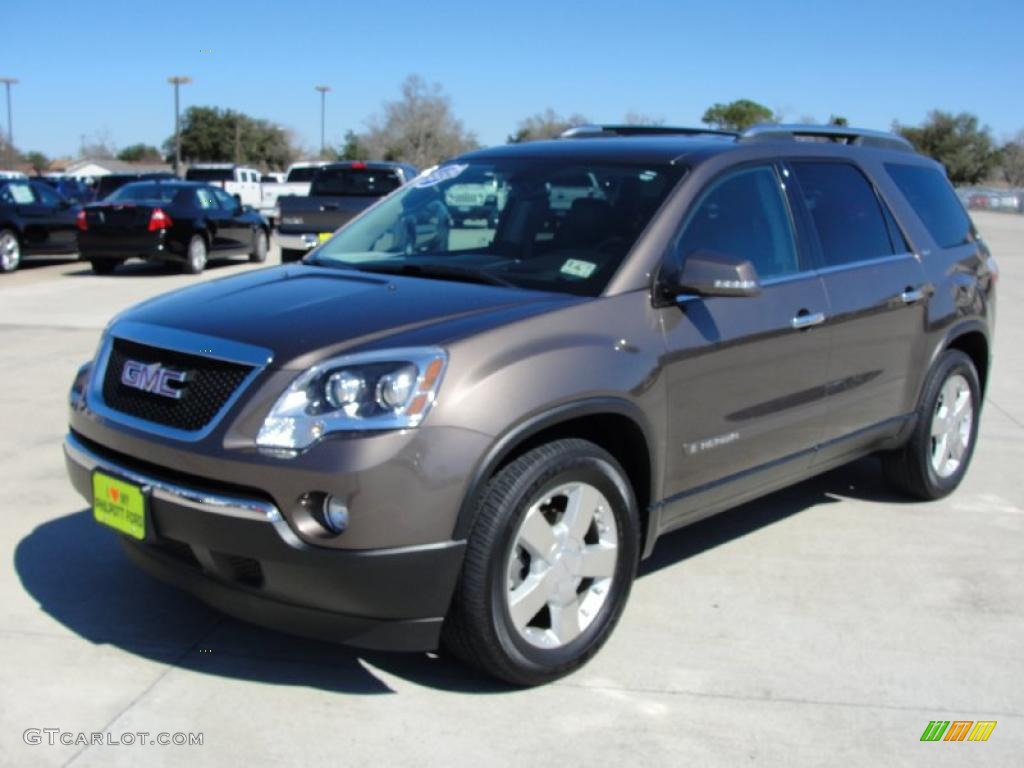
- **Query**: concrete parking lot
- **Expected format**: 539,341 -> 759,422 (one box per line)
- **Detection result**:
1,218 -> 1021,766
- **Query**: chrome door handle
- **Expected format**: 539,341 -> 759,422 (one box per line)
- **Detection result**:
791,312 -> 826,330
901,288 -> 924,304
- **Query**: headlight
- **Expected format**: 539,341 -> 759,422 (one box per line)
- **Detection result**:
256,347 -> 447,454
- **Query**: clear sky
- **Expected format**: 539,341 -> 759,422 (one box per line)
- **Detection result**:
2,0 -> 1022,160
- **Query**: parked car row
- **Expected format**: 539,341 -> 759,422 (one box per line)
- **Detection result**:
0,176 -> 269,274
958,187 -> 1024,213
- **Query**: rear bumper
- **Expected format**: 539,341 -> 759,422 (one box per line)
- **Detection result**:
275,231 -> 320,251
78,231 -> 180,261
63,431 -> 465,651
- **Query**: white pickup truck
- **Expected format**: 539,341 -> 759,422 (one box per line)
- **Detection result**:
258,161 -> 330,227
184,164 -> 262,209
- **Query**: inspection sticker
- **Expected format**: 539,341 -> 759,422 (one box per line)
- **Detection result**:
560,259 -> 597,278
413,164 -> 468,188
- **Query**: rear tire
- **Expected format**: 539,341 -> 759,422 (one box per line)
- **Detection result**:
0,228 -> 21,273
280,247 -> 305,263
183,235 -> 208,274
881,349 -> 981,499
443,438 -> 639,686
249,229 -> 268,263
90,259 -> 121,275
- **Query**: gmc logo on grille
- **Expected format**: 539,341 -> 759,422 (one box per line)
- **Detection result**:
120,359 -> 188,400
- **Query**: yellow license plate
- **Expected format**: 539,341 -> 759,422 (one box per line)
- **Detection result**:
318,231 -> 333,243
93,471 -> 146,540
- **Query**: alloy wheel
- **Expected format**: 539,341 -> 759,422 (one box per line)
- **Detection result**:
930,373 -> 974,479
505,481 -> 619,649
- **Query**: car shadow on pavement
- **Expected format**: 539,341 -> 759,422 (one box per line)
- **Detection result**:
640,455 -> 913,576
63,259 -> 251,278
15,456 -> 911,695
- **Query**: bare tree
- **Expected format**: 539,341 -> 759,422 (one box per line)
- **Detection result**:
622,112 -> 665,126
79,129 -> 117,159
359,75 -> 478,168
508,109 -> 589,143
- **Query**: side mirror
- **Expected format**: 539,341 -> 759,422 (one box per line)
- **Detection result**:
666,249 -> 762,300
233,193 -> 243,211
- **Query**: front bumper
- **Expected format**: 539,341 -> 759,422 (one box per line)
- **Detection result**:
63,431 -> 465,651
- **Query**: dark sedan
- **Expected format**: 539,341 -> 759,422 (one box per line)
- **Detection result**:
0,179 -> 80,273
77,181 -> 270,275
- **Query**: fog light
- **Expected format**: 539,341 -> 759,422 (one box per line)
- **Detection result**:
322,496 -> 349,533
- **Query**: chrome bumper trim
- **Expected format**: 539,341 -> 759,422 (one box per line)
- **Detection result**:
274,232 -> 319,250
64,432 -> 282,523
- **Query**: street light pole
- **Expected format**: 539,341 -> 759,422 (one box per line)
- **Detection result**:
315,85 -> 331,158
0,78 -> 17,169
167,76 -> 192,176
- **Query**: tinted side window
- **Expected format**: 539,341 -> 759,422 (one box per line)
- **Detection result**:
33,182 -> 63,207
885,163 -> 971,249
678,166 -> 799,279
789,162 -> 896,267
211,188 -> 236,210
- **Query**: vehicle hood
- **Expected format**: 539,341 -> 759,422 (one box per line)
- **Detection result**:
112,264 -> 578,369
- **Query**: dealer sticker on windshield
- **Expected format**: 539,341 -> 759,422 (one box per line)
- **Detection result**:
560,259 -> 597,279
413,164 -> 468,188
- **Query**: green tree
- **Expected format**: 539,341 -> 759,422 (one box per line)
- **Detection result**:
508,109 -> 590,143
117,143 -> 163,163
999,132 -> 1024,187
701,99 -> 777,131
336,130 -> 369,161
164,106 -> 298,168
828,115 -> 849,126
357,75 -> 478,167
24,151 -> 49,174
894,111 -> 998,185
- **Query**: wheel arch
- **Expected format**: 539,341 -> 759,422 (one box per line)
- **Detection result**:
452,397 -> 658,556
931,320 -> 991,399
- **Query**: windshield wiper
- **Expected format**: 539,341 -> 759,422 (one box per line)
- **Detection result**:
351,263 -> 516,288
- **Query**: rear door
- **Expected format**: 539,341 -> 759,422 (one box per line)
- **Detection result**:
659,163 -> 832,524
784,160 -> 929,461
31,181 -> 78,250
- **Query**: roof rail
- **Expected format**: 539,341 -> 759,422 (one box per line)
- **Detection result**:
559,124 -> 737,139
738,123 -> 914,152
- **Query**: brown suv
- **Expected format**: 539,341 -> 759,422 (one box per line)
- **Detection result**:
64,124 -> 997,685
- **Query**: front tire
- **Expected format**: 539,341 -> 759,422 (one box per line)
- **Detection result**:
881,349 -> 981,499
183,235 -> 208,274
0,228 -> 21,273
249,229 -> 268,263
443,439 -> 639,686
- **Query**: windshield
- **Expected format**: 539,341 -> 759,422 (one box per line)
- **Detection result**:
185,167 -> 233,182
314,167 -> 403,197
311,160 -> 683,296
107,182 -> 179,203
286,166 -> 320,182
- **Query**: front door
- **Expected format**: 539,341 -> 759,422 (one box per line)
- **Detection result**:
210,187 -> 249,251
659,164 -> 832,525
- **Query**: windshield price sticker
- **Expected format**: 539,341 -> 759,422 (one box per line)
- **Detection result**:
413,164 -> 468,188
560,259 -> 598,278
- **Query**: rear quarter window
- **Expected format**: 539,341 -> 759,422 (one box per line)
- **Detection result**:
789,161 -> 899,267
885,163 -> 972,249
